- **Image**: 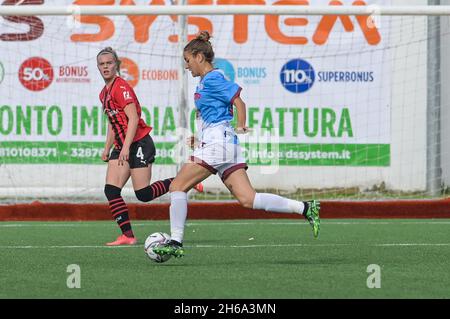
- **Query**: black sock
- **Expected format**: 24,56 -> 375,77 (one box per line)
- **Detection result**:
135,178 -> 174,202
109,197 -> 134,237
105,184 -> 134,237
169,240 -> 183,247
302,201 -> 310,217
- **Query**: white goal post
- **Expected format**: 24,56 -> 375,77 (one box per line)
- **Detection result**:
1,5 -> 450,16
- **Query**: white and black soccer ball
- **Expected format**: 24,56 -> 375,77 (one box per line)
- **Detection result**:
144,232 -> 172,263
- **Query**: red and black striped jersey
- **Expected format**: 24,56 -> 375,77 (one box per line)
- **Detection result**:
100,77 -> 151,149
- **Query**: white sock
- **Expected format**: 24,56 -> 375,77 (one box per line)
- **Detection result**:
169,191 -> 188,243
253,193 -> 305,214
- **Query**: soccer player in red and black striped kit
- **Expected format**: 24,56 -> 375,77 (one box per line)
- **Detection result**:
97,47 -> 203,246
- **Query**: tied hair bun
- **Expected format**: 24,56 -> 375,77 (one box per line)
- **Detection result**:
196,31 -> 211,42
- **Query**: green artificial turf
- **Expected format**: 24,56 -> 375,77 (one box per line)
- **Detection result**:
0,219 -> 449,299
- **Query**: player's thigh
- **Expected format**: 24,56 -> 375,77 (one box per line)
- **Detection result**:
130,165 -> 152,190
170,162 -> 212,192
105,159 -> 131,188
223,169 -> 256,208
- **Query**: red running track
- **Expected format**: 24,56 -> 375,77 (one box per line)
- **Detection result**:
1,200 -> 450,221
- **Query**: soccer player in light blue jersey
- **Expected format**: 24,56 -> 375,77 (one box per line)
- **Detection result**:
153,31 -> 320,258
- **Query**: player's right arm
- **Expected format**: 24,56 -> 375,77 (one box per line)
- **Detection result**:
102,122 -> 115,162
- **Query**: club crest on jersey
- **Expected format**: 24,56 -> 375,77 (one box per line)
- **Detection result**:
105,109 -> 119,116
194,93 -> 201,101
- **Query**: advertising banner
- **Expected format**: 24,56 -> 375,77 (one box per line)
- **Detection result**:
0,0 -> 391,166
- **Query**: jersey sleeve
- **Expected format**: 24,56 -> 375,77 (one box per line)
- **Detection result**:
112,82 -> 135,110
99,88 -> 106,104
204,71 -> 241,105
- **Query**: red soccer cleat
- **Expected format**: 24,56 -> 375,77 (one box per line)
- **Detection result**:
194,183 -> 204,193
106,234 -> 137,246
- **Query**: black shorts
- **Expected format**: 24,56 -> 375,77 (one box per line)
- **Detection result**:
109,135 -> 156,169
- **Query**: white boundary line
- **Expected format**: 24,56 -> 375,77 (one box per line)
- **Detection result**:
1,220 -> 450,227
0,243 -> 449,249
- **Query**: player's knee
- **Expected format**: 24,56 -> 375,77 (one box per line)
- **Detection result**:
135,186 -> 153,202
169,181 -> 183,192
104,184 -> 121,201
239,196 -> 254,209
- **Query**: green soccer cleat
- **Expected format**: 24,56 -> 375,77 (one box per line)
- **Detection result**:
304,200 -> 321,238
152,240 -> 185,258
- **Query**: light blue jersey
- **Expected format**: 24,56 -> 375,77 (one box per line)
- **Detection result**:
194,69 -> 241,128
191,70 -> 248,176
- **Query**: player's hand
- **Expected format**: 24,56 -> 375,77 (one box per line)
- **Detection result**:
118,148 -> 129,166
235,127 -> 252,134
186,136 -> 199,150
101,149 -> 110,162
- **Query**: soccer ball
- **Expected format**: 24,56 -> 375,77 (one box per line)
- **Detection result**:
144,232 -> 172,263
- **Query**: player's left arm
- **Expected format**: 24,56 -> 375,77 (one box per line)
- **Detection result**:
234,97 -> 250,134
118,103 -> 139,165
